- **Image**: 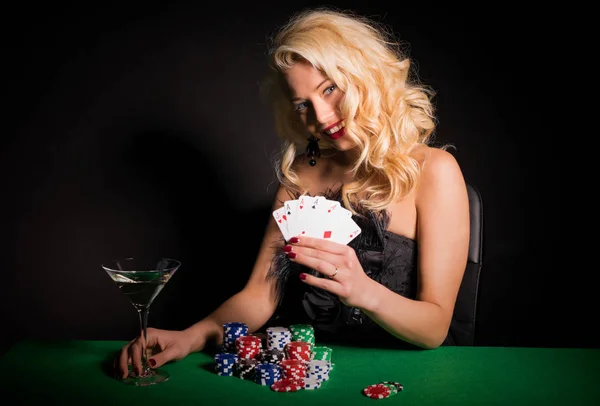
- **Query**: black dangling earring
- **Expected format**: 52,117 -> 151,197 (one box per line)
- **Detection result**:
305,134 -> 321,166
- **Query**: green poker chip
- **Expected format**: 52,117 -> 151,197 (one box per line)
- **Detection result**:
380,382 -> 398,396
380,381 -> 403,392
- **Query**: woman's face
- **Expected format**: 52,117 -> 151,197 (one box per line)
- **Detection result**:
284,61 -> 353,150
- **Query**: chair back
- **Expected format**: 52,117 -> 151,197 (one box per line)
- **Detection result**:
447,179 -> 484,346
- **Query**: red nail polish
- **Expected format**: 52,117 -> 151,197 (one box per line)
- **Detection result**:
299,273 -> 307,280
283,245 -> 293,252
289,237 -> 299,243
148,359 -> 156,367
287,252 -> 296,259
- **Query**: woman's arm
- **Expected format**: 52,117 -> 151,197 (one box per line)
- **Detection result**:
117,185 -> 291,377
365,148 -> 470,347
289,148 -> 470,349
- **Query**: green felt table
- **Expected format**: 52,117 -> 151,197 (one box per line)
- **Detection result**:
0,340 -> 598,405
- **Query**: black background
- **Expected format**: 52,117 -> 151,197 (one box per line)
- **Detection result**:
1,0 -> 581,354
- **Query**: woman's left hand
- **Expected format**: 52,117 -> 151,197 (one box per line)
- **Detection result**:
284,236 -> 380,310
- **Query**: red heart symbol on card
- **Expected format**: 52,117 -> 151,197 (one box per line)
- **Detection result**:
278,219 -> 282,223
299,205 -> 303,209
283,215 -> 287,220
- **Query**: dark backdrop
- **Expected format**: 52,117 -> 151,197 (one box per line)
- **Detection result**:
1,1 -> 581,353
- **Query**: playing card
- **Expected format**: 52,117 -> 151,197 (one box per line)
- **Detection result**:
272,206 -> 290,241
332,215 -> 362,245
288,195 -> 315,238
284,200 -> 298,225
303,196 -> 343,240
272,195 -> 361,245
278,199 -> 300,240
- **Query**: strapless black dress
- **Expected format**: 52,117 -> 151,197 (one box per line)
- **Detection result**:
265,191 -> 457,349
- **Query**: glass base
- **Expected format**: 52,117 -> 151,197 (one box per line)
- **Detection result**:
121,367 -> 170,386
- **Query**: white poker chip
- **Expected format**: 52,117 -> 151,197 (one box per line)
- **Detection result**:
303,377 -> 322,390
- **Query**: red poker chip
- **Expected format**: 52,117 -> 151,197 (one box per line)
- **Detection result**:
270,378 -> 304,392
363,383 -> 392,399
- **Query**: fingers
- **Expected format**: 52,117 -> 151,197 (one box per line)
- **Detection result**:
116,337 -> 136,379
117,350 -> 129,379
290,236 -> 347,255
299,271 -> 341,293
116,337 -> 144,379
147,345 -> 179,369
286,237 -> 349,278
290,251 -> 337,278
130,339 -> 144,376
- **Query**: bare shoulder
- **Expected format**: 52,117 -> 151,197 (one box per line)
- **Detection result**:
412,145 -> 467,202
409,144 -> 460,173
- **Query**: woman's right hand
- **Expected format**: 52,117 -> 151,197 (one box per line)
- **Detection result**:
115,327 -> 200,379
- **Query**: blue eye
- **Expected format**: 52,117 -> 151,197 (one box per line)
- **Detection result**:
324,85 -> 336,95
293,102 -> 308,112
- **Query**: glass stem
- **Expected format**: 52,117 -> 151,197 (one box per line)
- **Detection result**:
138,306 -> 151,374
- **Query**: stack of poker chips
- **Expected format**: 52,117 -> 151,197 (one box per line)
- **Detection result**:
214,352 -> 238,376
311,345 -> 333,362
289,324 -> 316,345
284,341 -> 312,362
306,360 -> 331,382
362,381 -> 404,399
222,322 -> 248,353
257,348 -> 286,364
235,335 -> 262,359
254,363 -> 282,386
280,359 -> 306,380
213,321 -> 333,392
235,358 -> 259,380
266,326 -> 292,351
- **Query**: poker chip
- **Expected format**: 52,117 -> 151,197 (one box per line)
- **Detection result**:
303,377 -> 322,390
222,322 -> 248,354
266,327 -> 292,351
284,341 -> 312,362
216,321 -> 334,392
311,346 -> 333,361
280,359 -> 307,380
381,381 -> 403,392
217,319 -> 404,400
234,358 -> 258,380
258,348 -> 285,365
270,378 -> 304,392
289,324 -> 316,346
363,383 -> 392,399
255,363 -> 281,386
379,382 -> 399,397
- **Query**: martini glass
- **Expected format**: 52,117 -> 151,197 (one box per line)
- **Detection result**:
102,257 -> 181,386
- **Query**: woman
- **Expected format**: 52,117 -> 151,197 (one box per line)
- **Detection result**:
116,7 -> 470,379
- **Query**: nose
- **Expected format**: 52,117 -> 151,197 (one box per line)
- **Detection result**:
311,98 -> 336,127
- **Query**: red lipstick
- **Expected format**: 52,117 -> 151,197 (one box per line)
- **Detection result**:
322,120 -> 345,140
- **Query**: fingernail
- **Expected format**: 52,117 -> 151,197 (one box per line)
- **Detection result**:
289,237 -> 299,243
148,359 -> 156,367
282,245 -> 293,253
287,252 -> 297,259
299,273 -> 307,280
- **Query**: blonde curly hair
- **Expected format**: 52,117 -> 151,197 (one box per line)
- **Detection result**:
261,7 -> 438,213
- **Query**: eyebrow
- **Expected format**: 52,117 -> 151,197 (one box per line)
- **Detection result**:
291,79 -> 330,102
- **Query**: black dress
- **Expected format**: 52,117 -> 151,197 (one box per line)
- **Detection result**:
265,192 -> 453,349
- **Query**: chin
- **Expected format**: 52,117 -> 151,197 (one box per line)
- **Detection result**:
332,139 -> 356,151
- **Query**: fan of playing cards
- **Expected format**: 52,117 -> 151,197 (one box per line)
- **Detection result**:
273,195 -> 361,245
